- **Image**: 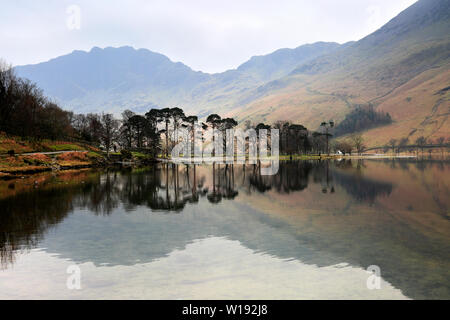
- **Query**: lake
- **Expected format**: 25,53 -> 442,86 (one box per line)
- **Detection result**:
0,159 -> 449,299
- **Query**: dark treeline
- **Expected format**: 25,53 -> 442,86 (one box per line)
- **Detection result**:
0,61 -> 73,140
334,104 -> 392,137
245,120 -> 334,155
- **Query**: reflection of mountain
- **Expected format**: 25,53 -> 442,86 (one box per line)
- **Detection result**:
1,160 -> 449,299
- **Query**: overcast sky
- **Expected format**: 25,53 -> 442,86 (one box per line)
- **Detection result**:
1,0 -> 417,73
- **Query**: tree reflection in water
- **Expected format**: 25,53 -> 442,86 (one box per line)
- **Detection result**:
0,160 -> 398,266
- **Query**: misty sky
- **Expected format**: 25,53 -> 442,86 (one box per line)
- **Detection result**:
1,0 -> 417,73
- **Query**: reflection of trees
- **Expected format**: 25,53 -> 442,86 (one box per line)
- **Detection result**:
312,161 -> 335,194
0,160 -> 406,269
234,161 -> 313,195
267,161 -> 311,193
415,160 -> 427,172
0,161 -> 319,267
208,163 -> 238,203
0,176 -> 97,268
332,162 -> 393,204
120,164 -> 205,212
120,168 -> 160,210
0,191 -> 70,267
87,172 -> 121,215
248,163 -> 272,193
157,164 -> 208,211
399,160 -> 410,171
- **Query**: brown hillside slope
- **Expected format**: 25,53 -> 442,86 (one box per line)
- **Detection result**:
364,66 -> 449,146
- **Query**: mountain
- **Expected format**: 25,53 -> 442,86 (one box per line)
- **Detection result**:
232,0 -> 450,146
15,46 -> 210,113
236,42 -> 341,82
14,0 -> 450,147
15,42 -> 340,116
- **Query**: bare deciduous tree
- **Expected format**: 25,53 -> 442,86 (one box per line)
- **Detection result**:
351,134 -> 365,155
101,113 -> 119,157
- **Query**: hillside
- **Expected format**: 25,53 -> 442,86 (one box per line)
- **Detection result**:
232,0 -> 450,146
236,42 -> 341,82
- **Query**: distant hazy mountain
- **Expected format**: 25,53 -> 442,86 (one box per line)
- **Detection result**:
15,46 -> 210,113
15,42 -> 340,115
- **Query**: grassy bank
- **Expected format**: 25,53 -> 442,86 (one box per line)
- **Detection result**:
0,132 -> 99,155
0,145 -> 157,179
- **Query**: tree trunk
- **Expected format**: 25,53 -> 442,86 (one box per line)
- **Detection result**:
165,120 -> 169,158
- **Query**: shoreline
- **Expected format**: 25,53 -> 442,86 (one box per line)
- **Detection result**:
4,153 -> 448,181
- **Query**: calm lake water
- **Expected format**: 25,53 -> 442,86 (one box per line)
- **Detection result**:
0,159 -> 449,299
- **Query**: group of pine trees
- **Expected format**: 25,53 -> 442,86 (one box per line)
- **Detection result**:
243,120 -> 334,155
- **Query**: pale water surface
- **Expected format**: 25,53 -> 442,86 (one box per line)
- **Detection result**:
0,159 -> 449,299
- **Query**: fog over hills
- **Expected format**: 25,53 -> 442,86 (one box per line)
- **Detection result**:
15,0 -> 450,146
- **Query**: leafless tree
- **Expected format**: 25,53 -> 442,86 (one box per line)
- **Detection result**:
101,113 -> 120,157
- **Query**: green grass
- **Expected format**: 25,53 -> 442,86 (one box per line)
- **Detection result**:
278,155 -> 332,160
131,152 -> 150,159
87,151 -> 102,158
47,144 -> 85,151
